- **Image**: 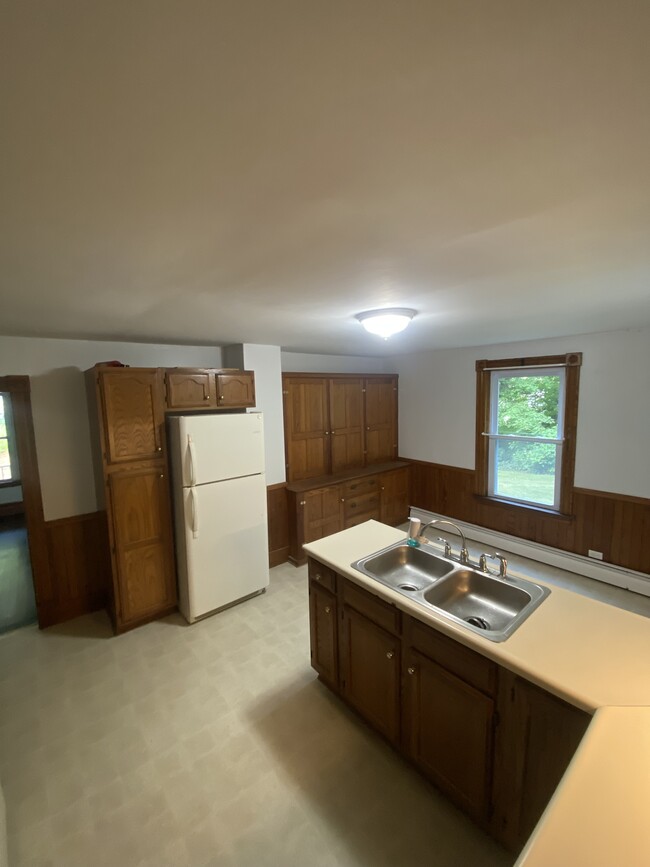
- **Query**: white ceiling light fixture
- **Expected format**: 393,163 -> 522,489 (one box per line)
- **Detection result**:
356,308 -> 417,339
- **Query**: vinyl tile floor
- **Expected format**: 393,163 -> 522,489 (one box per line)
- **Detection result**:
0,562 -> 513,867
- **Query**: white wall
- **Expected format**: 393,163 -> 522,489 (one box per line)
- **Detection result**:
281,351 -> 395,374
395,328 -> 650,499
236,344 -> 285,486
0,336 -> 223,520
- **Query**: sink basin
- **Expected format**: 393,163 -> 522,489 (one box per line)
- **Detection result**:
351,540 -> 550,641
353,543 -> 455,591
423,570 -> 542,636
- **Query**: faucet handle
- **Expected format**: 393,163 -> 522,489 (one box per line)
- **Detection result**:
478,554 -> 489,572
490,552 -> 508,578
436,537 -> 452,558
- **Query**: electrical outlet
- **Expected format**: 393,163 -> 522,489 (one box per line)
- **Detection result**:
588,549 -> 604,560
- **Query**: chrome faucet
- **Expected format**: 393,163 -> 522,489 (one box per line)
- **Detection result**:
479,552 -> 508,579
419,519 -> 469,565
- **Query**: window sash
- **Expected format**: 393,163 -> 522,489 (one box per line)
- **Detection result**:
486,367 -> 566,511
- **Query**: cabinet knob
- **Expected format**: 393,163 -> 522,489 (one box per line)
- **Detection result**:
314,573 -> 321,581
324,431 -> 330,435
381,486 -> 385,491
407,667 -> 415,675
204,395 -> 210,400
386,651 -> 394,660
324,606 -> 331,614
160,474 -> 164,479
157,446 -> 162,452
340,498 -> 345,503
300,500 -> 306,506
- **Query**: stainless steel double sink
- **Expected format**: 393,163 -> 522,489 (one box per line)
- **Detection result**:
351,541 -> 550,642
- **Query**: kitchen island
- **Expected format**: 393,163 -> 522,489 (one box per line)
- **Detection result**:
304,520 -> 650,866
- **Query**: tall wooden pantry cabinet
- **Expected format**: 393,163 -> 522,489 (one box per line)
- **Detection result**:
87,367 -> 177,633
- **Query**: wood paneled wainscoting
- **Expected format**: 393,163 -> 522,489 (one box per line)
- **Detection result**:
408,459 -> 650,575
267,483 -> 289,567
39,512 -> 111,627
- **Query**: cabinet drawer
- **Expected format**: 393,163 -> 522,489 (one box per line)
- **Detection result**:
344,492 -> 380,519
407,618 -> 497,696
345,512 -> 379,529
342,580 -> 401,635
308,559 -> 337,593
342,476 -> 379,497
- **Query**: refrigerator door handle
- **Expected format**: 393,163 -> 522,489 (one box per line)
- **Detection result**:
187,435 -> 197,487
190,487 -> 199,538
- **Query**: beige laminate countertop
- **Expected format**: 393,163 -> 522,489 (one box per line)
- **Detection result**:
304,520 -> 650,867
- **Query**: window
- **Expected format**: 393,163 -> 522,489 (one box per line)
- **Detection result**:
475,354 -> 581,514
0,393 -> 20,483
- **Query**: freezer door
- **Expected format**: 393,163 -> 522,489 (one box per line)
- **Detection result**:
179,473 -> 269,622
174,412 -> 265,486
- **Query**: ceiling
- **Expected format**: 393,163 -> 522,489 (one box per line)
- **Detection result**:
1,1 -> 649,356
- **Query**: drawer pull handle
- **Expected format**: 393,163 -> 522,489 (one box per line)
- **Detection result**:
407,667 -> 416,675
324,606 -> 331,614
386,651 -> 394,660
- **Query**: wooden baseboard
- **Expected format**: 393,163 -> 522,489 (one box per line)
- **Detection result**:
270,546 -> 290,568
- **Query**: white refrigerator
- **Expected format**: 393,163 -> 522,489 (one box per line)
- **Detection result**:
168,412 -> 270,624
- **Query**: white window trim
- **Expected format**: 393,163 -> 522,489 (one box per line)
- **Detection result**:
485,367 -> 566,511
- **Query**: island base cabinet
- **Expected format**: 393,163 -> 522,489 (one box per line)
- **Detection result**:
490,671 -> 591,852
403,649 -> 495,824
340,607 -> 400,745
308,582 -> 338,688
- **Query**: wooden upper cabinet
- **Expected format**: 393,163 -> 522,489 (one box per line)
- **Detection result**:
165,370 -> 215,409
216,371 -> 255,407
329,378 -> 364,473
284,377 -> 330,481
364,377 -> 397,464
282,373 -> 399,482
99,369 -> 164,464
165,369 -> 255,410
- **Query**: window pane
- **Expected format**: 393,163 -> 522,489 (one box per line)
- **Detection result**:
0,437 -> 11,480
0,394 -> 5,438
494,440 -> 557,506
496,375 -> 561,438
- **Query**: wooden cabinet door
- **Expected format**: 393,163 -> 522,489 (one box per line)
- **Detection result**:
329,378 -> 364,473
165,370 -> 215,409
309,583 -> 338,687
99,369 -> 164,464
108,467 -> 176,626
364,377 -> 397,464
404,648 -> 495,822
491,673 -> 590,851
340,606 -> 400,744
379,467 -> 410,526
302,486 -> 342,543
283,377 -> 330,481
215,371 -> 255,407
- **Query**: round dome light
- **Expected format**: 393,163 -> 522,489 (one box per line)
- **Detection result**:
356,308 -> 416,339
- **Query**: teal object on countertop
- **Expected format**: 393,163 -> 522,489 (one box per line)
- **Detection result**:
406,538 -> 420,547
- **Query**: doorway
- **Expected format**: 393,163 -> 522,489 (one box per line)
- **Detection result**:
0,377 -> 51,631
0,391 -> 37,632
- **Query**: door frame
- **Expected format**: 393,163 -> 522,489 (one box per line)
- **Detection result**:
0,376 -> 52,627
